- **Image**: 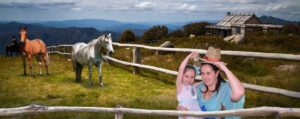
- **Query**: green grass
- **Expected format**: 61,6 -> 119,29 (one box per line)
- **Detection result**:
112,35 -> 300,119
1,34 -> 300,119
0,55 -> 177,119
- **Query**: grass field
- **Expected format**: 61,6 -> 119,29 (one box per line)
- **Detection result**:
1,35 -> 300,119
0,55 -> 177,119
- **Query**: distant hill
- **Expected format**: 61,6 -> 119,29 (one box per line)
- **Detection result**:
0,22 -> 119,55
39,19 -> 123,31
37,19 -> 201,36
259,15 -> 294,25
39,19 -> 150,36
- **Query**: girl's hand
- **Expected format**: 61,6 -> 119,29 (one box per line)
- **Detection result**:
189,51 -> 199,58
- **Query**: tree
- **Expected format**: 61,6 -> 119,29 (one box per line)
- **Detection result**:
167,29 -> 184,38
283,23 -> 300,35
143,25 -> 168,43
183,22 -> 210,36
119,29 -> 135,43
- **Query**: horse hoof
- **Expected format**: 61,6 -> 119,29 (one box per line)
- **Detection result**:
100,83 -> 104,87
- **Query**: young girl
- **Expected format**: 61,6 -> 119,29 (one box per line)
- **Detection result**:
176,52 -> 202,119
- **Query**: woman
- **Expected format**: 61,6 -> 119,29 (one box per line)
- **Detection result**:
195,47 -> 245,119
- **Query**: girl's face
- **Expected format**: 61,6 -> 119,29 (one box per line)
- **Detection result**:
201,64 -> 219,87
183,69 -> 196,85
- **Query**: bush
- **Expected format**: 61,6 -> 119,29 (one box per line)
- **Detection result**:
143,25 -> 168,43
119,29 -> 136,43
183,22 -> 210,36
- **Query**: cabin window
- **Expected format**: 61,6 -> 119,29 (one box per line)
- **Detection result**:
236,27 -> 241,34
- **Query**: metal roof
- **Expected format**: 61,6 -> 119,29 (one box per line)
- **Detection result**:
216,13 -> 256,27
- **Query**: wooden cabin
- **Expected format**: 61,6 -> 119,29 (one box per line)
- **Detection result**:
206,12 -> 283,37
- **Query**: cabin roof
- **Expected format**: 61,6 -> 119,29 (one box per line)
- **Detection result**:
216,13 -> 259,27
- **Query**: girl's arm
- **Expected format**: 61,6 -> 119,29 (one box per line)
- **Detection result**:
213,62 -> 245,101
176,52 -> 197,94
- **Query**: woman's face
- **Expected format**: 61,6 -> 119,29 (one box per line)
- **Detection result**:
201,64 -> 219,87
183,69 -> 195,85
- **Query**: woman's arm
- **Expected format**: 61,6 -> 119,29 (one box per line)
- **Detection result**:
213,62 -> 245,101
176,52 -> 197,94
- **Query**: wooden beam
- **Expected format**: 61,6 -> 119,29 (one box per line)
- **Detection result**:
103,56 -> 300,99
112,43 -> 300,61
0,105 -> 299,118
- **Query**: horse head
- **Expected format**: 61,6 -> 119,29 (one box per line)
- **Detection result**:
19,26 -> 28,43
100,33 -> 114,55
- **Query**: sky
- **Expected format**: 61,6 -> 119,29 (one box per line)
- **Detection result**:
0,0 -> 299,23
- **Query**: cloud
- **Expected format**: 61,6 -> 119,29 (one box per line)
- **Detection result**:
0,0 -> 299,21
71,7 -> 81,11
177,4 -> 198,12
134,1 -> 157,10
0,0 -> 76,9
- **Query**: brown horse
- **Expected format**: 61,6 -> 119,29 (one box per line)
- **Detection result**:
19,26 -> 49,76
5,36 -> 19,57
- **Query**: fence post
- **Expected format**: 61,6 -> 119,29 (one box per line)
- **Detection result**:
132,47 -> 141,74
115,105 -> 123,119
64,46 -> 67,57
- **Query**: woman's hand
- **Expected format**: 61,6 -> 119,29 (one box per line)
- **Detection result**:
212,61 -> 228,71
213,62 -> 245,101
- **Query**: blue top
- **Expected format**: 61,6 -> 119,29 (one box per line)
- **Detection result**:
196,81 -> 245,119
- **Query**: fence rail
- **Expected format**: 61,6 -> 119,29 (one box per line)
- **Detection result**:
112,42 -> 300,61
47,43 -> 300,99
0,104 -> 299,118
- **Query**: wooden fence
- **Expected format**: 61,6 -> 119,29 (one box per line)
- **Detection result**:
0,104 -> 300,118
47,43 -> 300,99
22,42 -> 300,118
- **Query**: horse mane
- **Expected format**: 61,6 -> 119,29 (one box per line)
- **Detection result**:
88,35 -> 105,46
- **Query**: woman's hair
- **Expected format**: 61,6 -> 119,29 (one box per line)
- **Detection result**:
184,65 -> 196,76
201,63 -> 225,93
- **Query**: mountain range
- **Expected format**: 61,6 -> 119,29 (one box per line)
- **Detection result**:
259,15 -> 298,25
37,19 -> 203,36
0,15 -> 297,55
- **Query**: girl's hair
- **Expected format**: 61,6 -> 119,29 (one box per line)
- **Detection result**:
201,63 -> 225,93
184,65 -> 196,76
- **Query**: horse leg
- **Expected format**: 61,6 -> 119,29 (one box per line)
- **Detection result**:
97,62 -> 104,87
43,53 -> 49,75
38,61 -> 43,76
36,54 -> 43,76
88,63 -> 93,87
22,55 -> 27,76
75,62 -> 83,82
28,55 -> 33,77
